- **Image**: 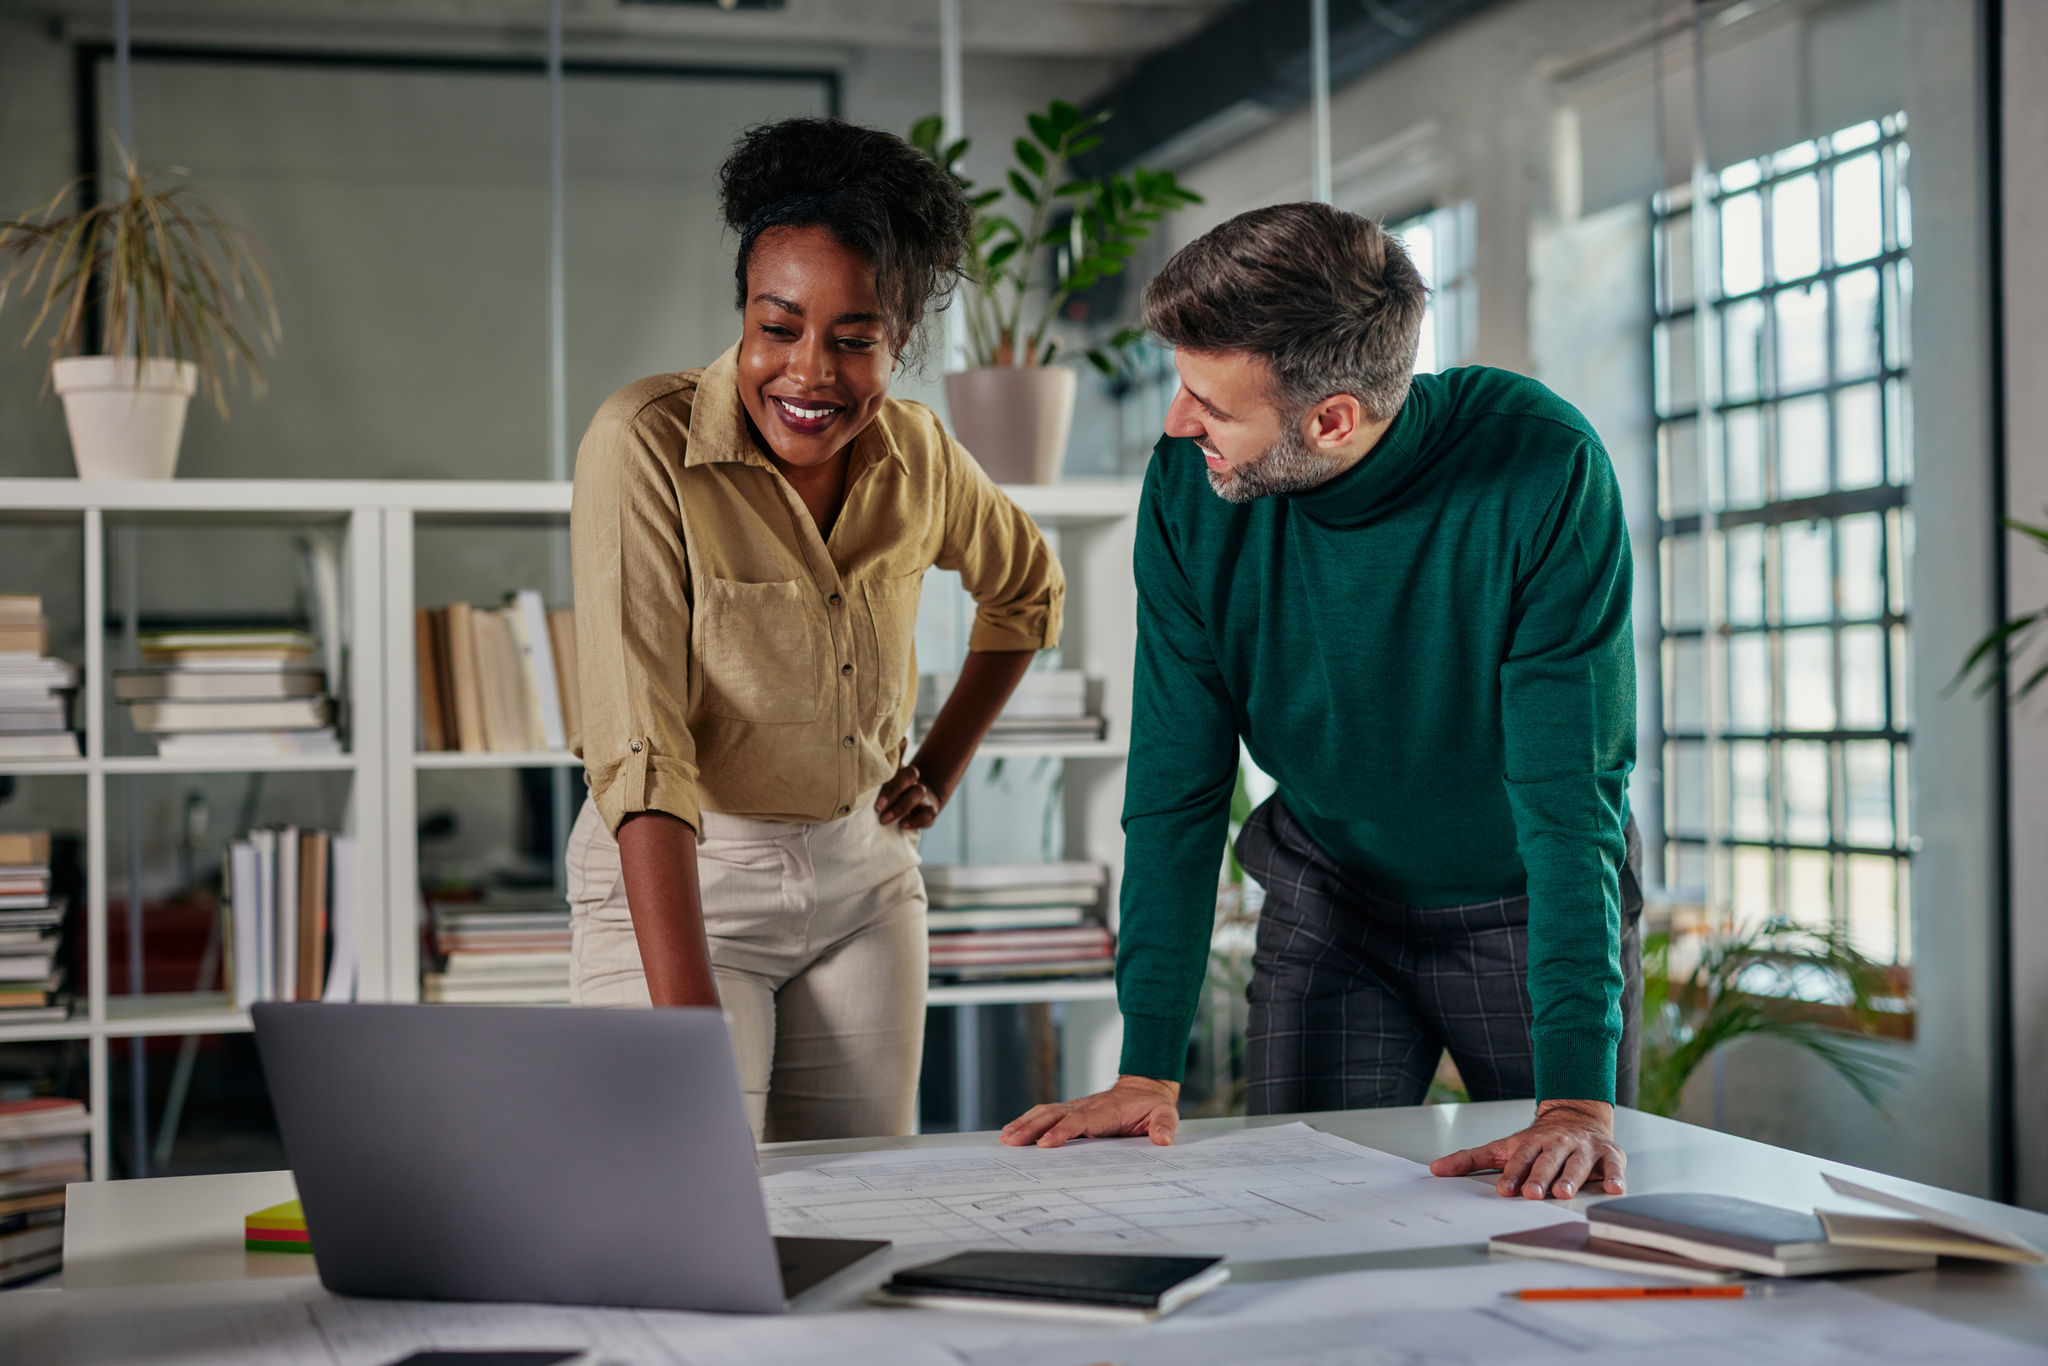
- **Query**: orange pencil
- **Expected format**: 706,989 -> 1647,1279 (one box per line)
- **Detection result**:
1508,1285 -> 1771,1301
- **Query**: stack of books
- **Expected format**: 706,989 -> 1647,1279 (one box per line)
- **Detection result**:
416,593 -> 580,755
422,887 -> 573,1003
0,832 -> 68,1023
917,669 -> 1103,745
0,596 -> 79,760
0,1097 -> 88,1288
925,862 -> 1113,982
222,828 -> 357,1008
1494,1181 -> 2046,1281
120,629 -> 339,758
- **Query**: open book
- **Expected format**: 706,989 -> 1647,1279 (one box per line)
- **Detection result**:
1819,1171 -> 2047,1264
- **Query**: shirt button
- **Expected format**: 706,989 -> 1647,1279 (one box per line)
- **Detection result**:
628,740 -> 642,753
841,662 -> 854,677
828,592 -> 843,606
842,735 -> 855,749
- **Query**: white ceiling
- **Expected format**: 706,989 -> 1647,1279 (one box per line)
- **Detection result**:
29,0 -> 1238,59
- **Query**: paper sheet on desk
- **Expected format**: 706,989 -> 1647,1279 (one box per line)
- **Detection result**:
950,1262 -> 2048,1366
759,1120 -> 1570,1260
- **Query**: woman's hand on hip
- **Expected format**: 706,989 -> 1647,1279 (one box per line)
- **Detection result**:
876,763 -> 943,829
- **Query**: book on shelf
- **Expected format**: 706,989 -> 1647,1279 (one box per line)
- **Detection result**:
139,628 -> 316,664
127,697 -> 332,734
421,886 -> 574,1003
916,669 -> 1103,743
127,627 -> 340,756
926,905 -> 1089,932
0,1097 -> 85,1289
114,666 -> 324,701
224,828 -> 356,1009
417,597 -> 580,755
153,730 -> 343,758
922,862 -> 1106,893
933,960 -> 1113,982
0,1098 -> 89,1142
0,598 -> 80,759
0,833 -> 69,1017
414,609 -> 449,752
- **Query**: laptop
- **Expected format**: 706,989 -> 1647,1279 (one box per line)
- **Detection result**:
251,1002 -> 888,1313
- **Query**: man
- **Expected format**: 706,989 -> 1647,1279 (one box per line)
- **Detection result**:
1003,203 -> 1642,1204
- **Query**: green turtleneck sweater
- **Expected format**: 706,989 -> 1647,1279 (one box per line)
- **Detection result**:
1116,366 -> 1635,1103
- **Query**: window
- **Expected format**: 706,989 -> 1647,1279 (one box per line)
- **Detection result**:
1650,115 -> 1913,963
1389,203 -> 1476,374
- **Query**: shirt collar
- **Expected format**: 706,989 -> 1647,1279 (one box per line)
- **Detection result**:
1284,373 -> 1440,527
683,341 -> 903,479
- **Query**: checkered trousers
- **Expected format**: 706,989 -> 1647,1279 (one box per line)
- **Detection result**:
1238,795 -> 1643,1114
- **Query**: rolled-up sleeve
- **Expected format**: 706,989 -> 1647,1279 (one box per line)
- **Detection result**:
570,407 -> 702,835
934,420 -> 1065,651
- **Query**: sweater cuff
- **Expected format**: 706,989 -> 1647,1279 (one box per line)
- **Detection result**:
1117,1011 -> 1194,1083
1533,1027 -> 1618,1106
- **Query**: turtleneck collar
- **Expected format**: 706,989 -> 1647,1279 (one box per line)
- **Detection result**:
1283,374 -> 1440,528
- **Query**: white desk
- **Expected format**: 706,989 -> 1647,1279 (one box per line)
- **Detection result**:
41,1103 -> 2048,1353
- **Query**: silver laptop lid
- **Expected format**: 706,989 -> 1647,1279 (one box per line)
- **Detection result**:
253,1003 -> 785,1313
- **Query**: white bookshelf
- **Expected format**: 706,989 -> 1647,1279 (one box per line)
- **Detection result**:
0,476 -> 1141,1174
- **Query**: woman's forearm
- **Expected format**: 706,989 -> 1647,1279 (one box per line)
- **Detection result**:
910,648 -> 1037,800
614,811 -> 721,1007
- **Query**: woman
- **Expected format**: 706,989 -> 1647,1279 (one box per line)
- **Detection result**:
565,117 -> 1061,1144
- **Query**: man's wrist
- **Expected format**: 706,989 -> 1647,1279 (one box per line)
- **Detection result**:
1536,1097 -> 1613,1124
1114,1074 -> 1180,1101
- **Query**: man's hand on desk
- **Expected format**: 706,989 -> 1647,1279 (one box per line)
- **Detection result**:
1000,1076 -> 1181,1147
1428,1098 -> 1625,1200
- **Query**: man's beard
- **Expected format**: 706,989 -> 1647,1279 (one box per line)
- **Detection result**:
1203,416 -> 1352,503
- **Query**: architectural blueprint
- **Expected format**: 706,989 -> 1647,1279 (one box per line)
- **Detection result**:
757,1121 -> 1570,1260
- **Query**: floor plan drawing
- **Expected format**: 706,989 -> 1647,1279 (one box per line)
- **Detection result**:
758,1122 -> 1568,1259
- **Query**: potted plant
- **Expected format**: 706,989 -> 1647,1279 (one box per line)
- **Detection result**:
1958,514 -> 2048,699
1637,917 -> 1904,1119
910,102 -> 1200,483
0,154 -> 277,480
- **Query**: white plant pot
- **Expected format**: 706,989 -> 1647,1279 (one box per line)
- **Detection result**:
944,365 -> 1078,485
52,356 -> 199,481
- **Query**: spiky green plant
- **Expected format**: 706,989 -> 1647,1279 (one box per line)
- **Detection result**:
0,152 -> 279,415
1637,919 -> 1905,1119
1956,515 -> 2048,700
909,101 -> 1200,375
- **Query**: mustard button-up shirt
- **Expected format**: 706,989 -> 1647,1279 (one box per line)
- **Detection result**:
571,345 -> 1064,834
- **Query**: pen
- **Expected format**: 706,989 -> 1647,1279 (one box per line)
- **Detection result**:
1507,1285 -> 1773,1301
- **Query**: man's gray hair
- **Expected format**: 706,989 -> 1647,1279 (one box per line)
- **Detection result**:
1141,202 -> 1429,422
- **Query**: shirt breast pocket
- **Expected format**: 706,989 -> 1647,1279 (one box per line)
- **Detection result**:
695,576 -> 830,723
863,569 -> 926,724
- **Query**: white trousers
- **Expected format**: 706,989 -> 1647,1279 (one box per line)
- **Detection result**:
564,796 -> 927,1143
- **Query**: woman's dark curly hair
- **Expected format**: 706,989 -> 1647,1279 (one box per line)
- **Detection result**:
719,117 -> 973,363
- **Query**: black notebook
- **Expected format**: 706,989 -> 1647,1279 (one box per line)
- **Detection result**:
873,1250 -> 1229,1322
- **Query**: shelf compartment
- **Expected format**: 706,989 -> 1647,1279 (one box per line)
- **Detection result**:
101,992 -> 253,1037
0,1008 -> 92,1043
99,754 -> 361,775
0,759 -> 89,777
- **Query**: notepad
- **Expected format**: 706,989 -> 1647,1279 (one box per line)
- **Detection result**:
1489,1221 -> 1743,1283
245,1198 -> 313,1254
870,1250 -> 1229,1323
1819,1172 -> 2048,1264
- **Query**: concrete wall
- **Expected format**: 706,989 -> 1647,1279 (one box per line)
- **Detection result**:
1155,0 -> 2007,1196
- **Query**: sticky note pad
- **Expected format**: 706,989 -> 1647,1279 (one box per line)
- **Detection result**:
246,1198 -> 313,1254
